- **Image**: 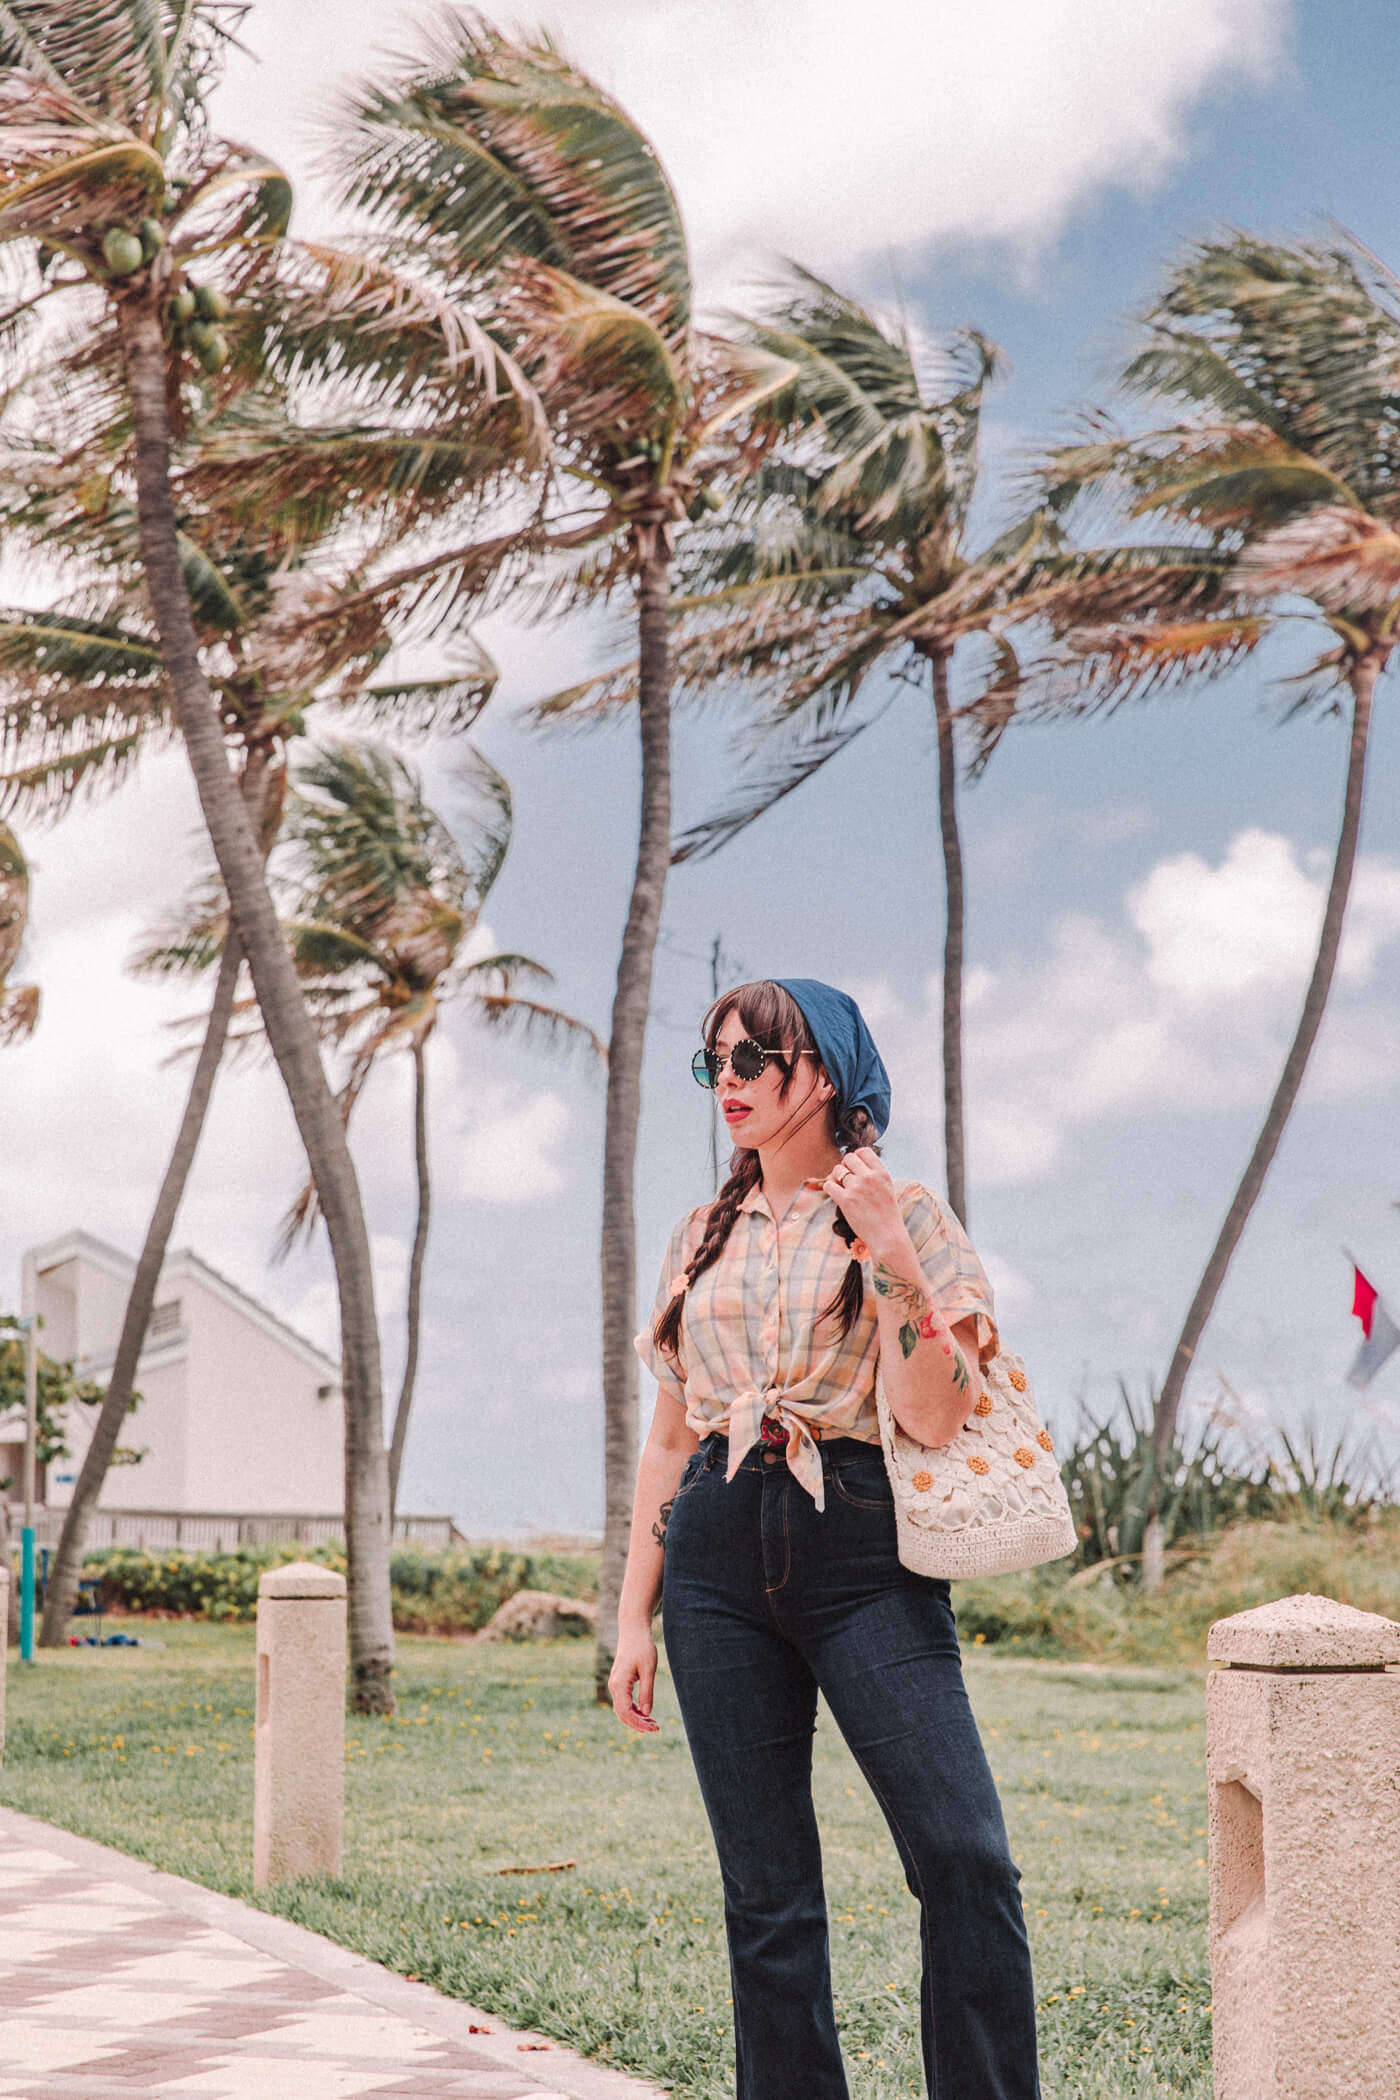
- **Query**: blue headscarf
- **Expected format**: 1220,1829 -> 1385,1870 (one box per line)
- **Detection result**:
774,978 -> 891,1141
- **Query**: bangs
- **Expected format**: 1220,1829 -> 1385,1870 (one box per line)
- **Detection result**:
702,979 -> 816,1056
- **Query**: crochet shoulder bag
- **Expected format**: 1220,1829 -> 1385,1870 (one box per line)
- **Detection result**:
875,1345 -> 1078,1578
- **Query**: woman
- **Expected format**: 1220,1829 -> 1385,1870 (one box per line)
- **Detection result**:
611,977 -> 1040,2100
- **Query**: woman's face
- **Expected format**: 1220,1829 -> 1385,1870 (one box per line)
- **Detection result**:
711,1007 -> 831,1152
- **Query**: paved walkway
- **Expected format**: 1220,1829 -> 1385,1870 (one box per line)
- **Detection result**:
0,1808 -> 664,2100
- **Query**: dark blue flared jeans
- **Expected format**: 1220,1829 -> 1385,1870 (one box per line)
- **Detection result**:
661,1433 -> 1040,2100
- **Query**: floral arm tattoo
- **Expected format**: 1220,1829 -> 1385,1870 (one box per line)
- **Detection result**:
651,1496 -> 675,1549
872,1259 -> 971,1392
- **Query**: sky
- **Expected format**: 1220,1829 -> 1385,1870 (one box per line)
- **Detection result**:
7,0 -> 1400,1536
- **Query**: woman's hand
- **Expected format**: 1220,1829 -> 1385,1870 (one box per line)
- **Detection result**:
609,1624 -> 661,1734
820,1145 -> 903,1255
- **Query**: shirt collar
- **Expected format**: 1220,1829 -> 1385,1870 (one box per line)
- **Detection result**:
738,1178 -> 833,1219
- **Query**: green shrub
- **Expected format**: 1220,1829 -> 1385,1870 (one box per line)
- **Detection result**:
82,1543 -> 346,1621
75,1542 -> 599,1632
952,1512 -> 1400,1665
387,1547 -> 598,1633
1057,1384 -> 1395,1572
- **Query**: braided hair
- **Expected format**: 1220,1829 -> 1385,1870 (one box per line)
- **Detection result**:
652,980 -> 881,1364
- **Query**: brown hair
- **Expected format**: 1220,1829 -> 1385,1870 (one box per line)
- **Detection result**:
652,979 -> 881,1363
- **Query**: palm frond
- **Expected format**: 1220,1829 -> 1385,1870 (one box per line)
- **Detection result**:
448,739 -> 512,901
131,871 -> 228,976
0,727 -> 149,820
527,653 -> 640,729
171,148 -> 292,268
0,0 -> 245,137
0,818 -> 37,1020
263,238 -> 548,455
288,739 -> 473,942
0,976 -> 38,1041
1027,612 -> 1266,721
0,811 -> 30,978
509,259 -> 683,435
296,524 -> 538,642
191,413 -> 517,550
457,949 -> 552,992
470,990 -> 605,1063
337,14 -> 691,346
670,697 -> 892,864
0,606 -> 164,693
176,525 -> 246,630
690,336 -> 801,448
662,597 -> 890,723
281,917 -> 383,979
1234,504 -> 1400,614
0,104 -> 164,248
345,666 -> 496,739
958,630 -> 1022,777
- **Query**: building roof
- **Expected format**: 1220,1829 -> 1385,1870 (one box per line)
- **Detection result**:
27,1228 -> 341,1381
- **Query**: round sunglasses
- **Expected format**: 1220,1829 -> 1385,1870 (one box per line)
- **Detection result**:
691,1039 -> 815,1089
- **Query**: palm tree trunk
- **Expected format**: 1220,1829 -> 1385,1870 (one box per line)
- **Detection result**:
595,543 -> 673,1703
37,755 -> 274,1648
1145,654 -> 1379,1586
113,289 -> 396,1713
929,647 -> 968,1226
388,1036 -> 431,1515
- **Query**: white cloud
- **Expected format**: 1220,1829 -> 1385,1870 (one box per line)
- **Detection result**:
878,829 -> 1400,1188
213,0 -> 1288,291
1126,827 -> 1400,1002
342,1017 -> 575,1208
454,1085 -> 572,1205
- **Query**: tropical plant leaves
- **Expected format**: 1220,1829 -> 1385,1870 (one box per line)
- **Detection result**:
338,14 -> 691,346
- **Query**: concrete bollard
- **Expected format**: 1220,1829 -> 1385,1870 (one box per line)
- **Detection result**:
1207,1591 -> 1400,2100
253,1560 -> 346,1890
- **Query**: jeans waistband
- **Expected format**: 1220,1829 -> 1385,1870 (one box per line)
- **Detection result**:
697,1430 -> 881,1471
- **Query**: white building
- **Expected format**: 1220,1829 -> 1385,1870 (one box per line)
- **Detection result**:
5,1229 -> 345,1540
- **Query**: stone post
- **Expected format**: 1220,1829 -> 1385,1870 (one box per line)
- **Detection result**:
1207,1591 -> 1400,2100
253,1560 -> 346,1890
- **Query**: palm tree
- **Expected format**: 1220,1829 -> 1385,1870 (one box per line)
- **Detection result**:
144,737 -> 604,1512
0,503 -> 495,1650
1037,233 -> 1400,1576
538,271 -> 1065,1229
335,17 -> 794,1694
0,819 -> 38,1043
0,1 -> 526,1705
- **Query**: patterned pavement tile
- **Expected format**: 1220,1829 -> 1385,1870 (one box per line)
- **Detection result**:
0,1812 -> 665,2100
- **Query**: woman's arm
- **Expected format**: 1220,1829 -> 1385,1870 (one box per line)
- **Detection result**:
609,1390 -> 699,1734
822,1150 -> 983,1448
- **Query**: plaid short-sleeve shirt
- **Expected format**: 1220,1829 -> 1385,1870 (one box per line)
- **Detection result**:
634,1177 -> 997,1510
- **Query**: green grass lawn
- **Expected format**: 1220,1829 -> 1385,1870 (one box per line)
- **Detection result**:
0,1625 -> 1212,2100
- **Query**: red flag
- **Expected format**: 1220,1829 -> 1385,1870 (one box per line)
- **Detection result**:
1348,1263 -> 1400,1389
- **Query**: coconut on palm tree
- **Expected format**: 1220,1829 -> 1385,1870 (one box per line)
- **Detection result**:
1038,233 -> 1400,1578
144,736 -> 603,1511
335,17 -> 795,1693
538,270 -> 1069,1229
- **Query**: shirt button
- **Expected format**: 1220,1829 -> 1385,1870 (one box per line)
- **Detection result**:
763,1452 -> 779,1466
